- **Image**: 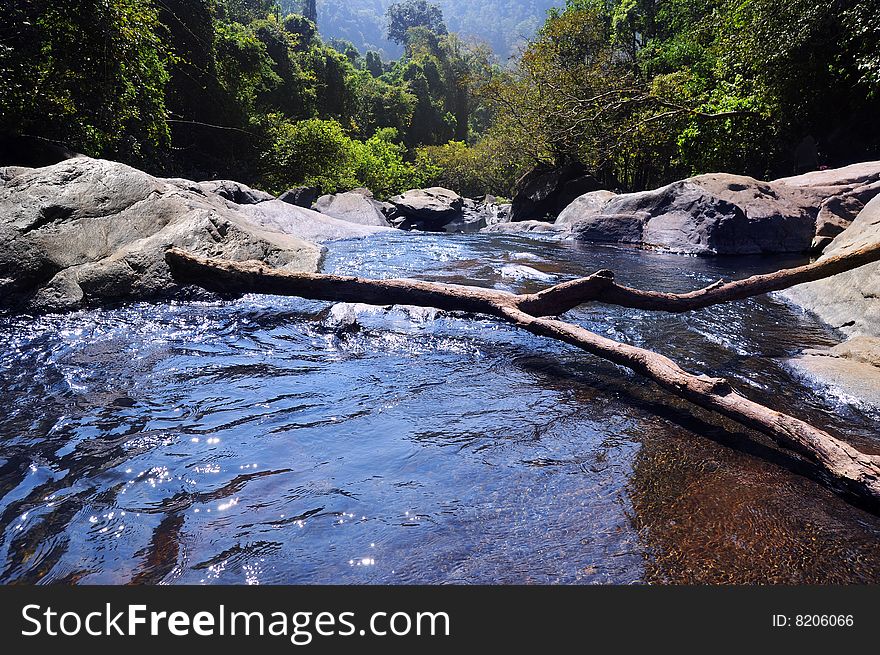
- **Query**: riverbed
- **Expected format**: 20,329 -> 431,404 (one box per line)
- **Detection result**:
0,231 -> 878,584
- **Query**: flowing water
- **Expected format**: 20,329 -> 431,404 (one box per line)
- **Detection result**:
0,231 -> 879,585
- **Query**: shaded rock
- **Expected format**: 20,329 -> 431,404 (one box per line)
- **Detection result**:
389,187 -> 464,230
555,190 -> 617,225
278,186 -> 319,208
313,191 -> 391,227
811,180 -> 880,251
568,174 -> 817,255
510,162 -> 601,222
785,194 -> 880,337
569,212 -> 646,244
197,179 -> 274,205
0,158 -> 394,312
442,198 -> 509,233
774,161 -> 880,252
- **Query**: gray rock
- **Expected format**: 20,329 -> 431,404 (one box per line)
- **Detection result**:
568,174 -> 818,255
774,161 -> 880,252
555,190 -> 617,225
482,220 -> 569,235
791,337 -> 880,407
0,166 -> 33,182
313,191 -> 391,227
785,194 -> 880,337
197,180 -> 274,205
811,180 -> 880,251
240,200 -> 392,242
278,186 -> 318,208
773,160 -> 880,190
443,199 -> 509,233
569,212 -> 646,244
0,158 -> 390,312
389,187 -> 464,230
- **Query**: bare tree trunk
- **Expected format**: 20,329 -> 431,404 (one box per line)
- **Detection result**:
165,244 -> 880,507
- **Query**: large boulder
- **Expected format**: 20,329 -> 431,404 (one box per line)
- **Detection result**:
278,186 -> 318,208
510,162 -> 601,222
0,158 -> 388,312
785,194 -> 880,337
555,190 -> 617,225
388,187 -> 464,231
565,174 -> 818,255
197,180 -> 274,205
314,189 -> 391,227
773,161 -> 880,251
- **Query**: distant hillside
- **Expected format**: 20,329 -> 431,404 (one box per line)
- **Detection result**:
280,0 -> 562,60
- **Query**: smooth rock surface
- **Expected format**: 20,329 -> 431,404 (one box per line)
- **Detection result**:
791,337 -> 880,407
314,190 -> 391,227
197,180 -> 274,205
566,174 -> 818,255
555,190 -> 617,225
785,194 -> 880,337
389,187 -> 464,230
0,158 -> 392,312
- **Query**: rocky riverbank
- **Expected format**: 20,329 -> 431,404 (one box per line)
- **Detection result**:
2,155 -> 879,405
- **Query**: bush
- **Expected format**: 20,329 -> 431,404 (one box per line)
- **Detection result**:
415,136 -> 525,197
260,118 -> 423,197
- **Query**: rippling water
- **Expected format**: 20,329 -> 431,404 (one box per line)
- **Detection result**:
1,232 -> 879,585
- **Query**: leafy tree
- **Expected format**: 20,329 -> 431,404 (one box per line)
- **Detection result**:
260,116 -> 421,196
386,0 -> 448,46
1,0 -> 169,161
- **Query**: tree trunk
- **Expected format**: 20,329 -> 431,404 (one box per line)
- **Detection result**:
165,244 -> 880,508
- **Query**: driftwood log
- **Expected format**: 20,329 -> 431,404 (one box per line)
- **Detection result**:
165,243 -> 880,508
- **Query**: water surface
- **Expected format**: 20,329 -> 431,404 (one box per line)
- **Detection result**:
0,232 -> 878,584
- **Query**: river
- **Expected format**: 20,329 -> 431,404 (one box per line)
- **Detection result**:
0,231 -> 878,584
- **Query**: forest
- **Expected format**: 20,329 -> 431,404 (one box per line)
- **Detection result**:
3,0 -> 880,199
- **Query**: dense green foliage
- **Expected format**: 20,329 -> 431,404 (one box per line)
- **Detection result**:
454,0 -> 880,192
3,0 -> 880,201
1,0 -> 169,164
1,0 -> 493,197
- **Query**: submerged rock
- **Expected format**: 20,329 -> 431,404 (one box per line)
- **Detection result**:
0,158 -> 390,312
791,337 -> 880,407
482,220 -> 568,235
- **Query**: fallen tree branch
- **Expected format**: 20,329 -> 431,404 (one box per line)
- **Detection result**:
517,241 -> 880,316
165,247 -> 880,507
